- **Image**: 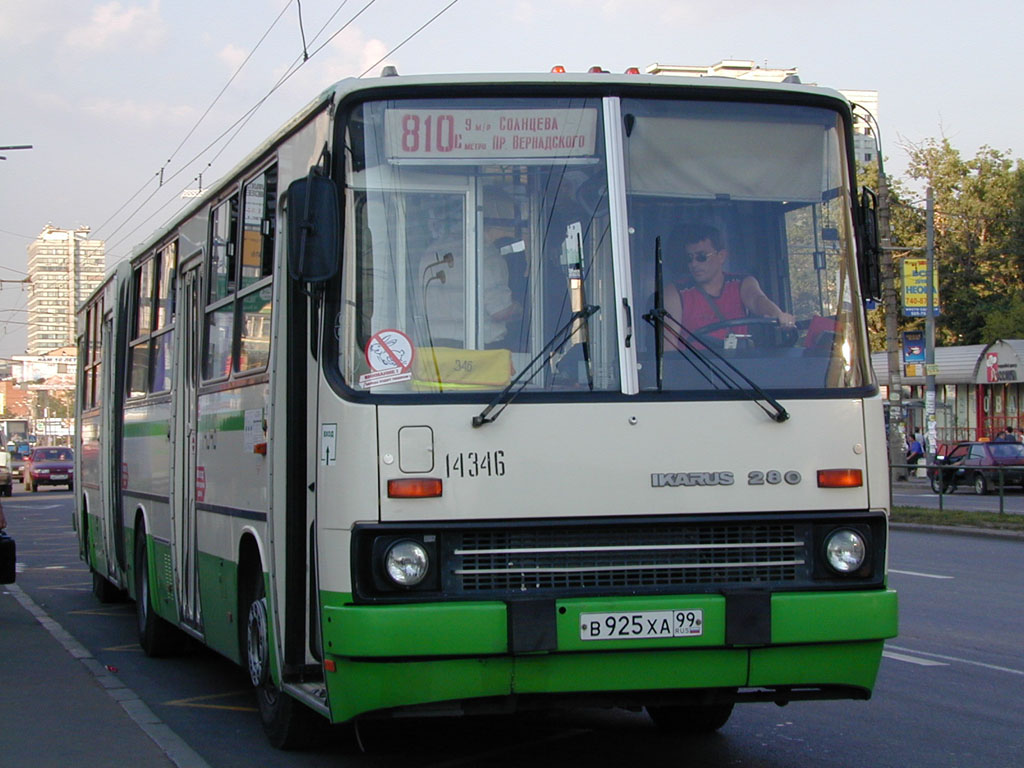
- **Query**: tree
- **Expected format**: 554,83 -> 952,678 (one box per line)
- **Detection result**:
857,159 -> 926,351
901,138 -> 1024,345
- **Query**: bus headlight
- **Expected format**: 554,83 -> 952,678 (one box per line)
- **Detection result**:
384,540 -> 430,587
824,529 -> 866,574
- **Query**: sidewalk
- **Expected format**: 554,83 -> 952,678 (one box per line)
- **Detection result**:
0,583 -> 203,768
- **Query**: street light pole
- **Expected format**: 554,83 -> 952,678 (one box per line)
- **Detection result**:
872,136 -> 908,482
0,144 -> 33,161
925,186 -> 937,460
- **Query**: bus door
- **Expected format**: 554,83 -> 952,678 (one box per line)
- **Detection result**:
176,257 -> 203,631
100,309 -> 123,578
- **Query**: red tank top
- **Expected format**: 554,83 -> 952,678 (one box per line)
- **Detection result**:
678,274 -> 747,338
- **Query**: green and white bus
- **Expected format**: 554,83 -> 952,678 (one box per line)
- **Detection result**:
76,69 -> 897,748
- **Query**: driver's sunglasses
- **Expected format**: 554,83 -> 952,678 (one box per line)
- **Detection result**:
686,250 -> 715,263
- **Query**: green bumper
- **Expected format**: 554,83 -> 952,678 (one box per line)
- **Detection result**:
321,589 -> 898,723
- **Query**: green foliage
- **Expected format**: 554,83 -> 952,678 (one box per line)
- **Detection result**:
895,138 -> 1024,346
858,138 -> 1024,349
981,295 -> 1024,341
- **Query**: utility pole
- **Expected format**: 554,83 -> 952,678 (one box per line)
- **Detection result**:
875,152 -> 907,482
924,187 -> 937,461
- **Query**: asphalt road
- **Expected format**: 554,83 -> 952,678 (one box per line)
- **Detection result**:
4,489 -> 1022,767
893,478 -> 1024,514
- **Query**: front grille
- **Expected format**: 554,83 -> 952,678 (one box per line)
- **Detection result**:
352,513 -> 888,602
451,522 -> 807,595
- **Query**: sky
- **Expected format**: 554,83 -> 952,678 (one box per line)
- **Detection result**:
0,0 -> 1017,358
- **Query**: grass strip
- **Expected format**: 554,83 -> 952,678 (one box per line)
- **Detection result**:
892,506 -> 1024,533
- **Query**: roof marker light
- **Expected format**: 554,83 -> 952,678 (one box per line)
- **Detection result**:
588,66 -> 608,73
624,67 -> 641,75
551,65 -> 567,73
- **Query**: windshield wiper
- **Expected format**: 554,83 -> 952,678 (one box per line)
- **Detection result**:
641,235 -> 667,391
472,304 -> 600,428
641,235 -> 788,423
653,316 -> 790,423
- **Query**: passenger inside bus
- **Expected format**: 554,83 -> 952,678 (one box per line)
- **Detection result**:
419,188 -> 523,350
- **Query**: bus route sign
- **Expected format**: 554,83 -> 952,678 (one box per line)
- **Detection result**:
384,108 -> 598,162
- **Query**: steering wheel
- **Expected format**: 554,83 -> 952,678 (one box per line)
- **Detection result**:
691,316 -> 798,350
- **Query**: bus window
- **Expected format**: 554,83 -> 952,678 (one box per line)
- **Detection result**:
623,98 -> 868,393
338,96 -> 619,395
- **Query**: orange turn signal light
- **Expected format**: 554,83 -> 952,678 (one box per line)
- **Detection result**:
387,477 -> 443,498
817,468 -> 863,488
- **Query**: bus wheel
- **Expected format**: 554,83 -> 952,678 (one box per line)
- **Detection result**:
242,569 -> 316,750
134,529 -> 182,656
92,570 -> 123,603
647,701 -> 735,734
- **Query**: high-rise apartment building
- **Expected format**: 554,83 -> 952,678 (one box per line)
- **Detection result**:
27,225 -> 106,355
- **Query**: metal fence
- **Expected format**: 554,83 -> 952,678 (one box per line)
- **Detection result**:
893,461 -> 1016,513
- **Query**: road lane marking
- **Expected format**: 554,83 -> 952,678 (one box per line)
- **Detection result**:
70,606 -> 135,616
165,691 -> 257,713
887,644 -> 1024,677
889,569 -> 954,579
882,650 -> 949,666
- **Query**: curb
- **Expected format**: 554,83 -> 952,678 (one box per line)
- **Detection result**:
7,583 -> 212,768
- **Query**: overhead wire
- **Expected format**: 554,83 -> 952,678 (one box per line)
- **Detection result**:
106,0 -> 462,260
95,0 -> 300,242
358,0 -> 459,77
162,0 -> 296,172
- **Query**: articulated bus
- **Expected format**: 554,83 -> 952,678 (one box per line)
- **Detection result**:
76,69 -> 897,748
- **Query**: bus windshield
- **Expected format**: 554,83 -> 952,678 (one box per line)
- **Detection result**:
335,93 -> 869,397
625,98 -> 869,393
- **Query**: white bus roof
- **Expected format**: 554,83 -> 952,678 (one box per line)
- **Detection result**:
123,70 -> 851,266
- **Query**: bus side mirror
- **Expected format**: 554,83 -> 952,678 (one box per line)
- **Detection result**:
287,171 -> 340,283
858,187 -> 882,302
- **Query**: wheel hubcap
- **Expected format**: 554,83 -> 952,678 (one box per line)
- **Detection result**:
247,596 -> 269,688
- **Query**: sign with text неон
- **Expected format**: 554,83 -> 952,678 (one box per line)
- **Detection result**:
902,258 -> 941,317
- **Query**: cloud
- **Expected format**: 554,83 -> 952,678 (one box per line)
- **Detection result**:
82,97 -> 196,127
0,1 -> 63,44
64,1 -> 166,53
219,43 -> 248,72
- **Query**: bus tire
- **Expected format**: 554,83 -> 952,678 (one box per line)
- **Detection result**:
134,528 -> 182,656
92,570 -> 123,603
84,514 -> 122,604
242,566 -> 317,750
647,701 -> 735,734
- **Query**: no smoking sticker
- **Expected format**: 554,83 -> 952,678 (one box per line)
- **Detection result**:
361,329 -> 415,389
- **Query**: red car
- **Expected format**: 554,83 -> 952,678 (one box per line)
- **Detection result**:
928,440 -> 1024,495
24,446 -> 75,492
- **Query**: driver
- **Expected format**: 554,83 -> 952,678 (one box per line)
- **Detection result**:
664,223 -> 795,349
